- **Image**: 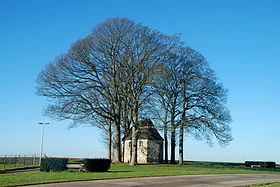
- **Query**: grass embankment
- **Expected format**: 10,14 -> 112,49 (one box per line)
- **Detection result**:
0,161 -> 280,187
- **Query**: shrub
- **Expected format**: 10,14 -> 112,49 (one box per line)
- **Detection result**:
83,158 -> 111,172
266,162 -> 276,168
245,161 -> 276,168
40,158 -> 69,172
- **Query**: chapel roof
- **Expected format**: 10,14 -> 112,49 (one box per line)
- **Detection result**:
122,119 -> 164,141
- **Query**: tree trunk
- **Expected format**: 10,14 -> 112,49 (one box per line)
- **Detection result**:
179,81 -> 186,165
170,111 -> 176,164
113,117 -> 121,163
122,140 -> 125,163
170,124 -> 176,164
164,131 -> 168,164
130,102 -> 139,166
163,107 -> 168,164
178,124 -> 183,164
123,100 -> 130,135
170,98 -> 177,164
107,120 -> 112,160
130,125 -> 138,166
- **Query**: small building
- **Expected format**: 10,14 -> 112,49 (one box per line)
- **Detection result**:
122,119 -> 164,164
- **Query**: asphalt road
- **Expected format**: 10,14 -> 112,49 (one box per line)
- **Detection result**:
26,174 -> 280,187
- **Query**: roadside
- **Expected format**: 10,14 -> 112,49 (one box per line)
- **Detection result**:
0,164 -> 81,174
241,182 -> 280,187
1,162 -> 280,187
25,174 -> 280,187
0,166 -> 39,174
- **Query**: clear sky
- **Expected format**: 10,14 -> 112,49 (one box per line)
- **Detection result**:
1,0 -> 280,163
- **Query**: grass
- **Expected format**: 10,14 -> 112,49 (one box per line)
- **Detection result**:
0,161 -> 280,187
242,183 -> 280,187
0,164 -> 38,172
0,166 -> 39,175
0,157 -> 39,170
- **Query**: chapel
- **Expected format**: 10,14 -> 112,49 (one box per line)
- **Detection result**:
122,119 -> 164,164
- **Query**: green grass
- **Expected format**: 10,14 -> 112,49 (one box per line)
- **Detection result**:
0,166 -> 39,175
0,163 -> 25,170
0,157 -> 39,170
242,183 -> 280,187
0,164 -> 38,171
0,161 -> 280,187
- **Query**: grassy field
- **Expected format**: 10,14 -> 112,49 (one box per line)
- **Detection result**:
0,156 -> 39,170
0,161 -> 280,187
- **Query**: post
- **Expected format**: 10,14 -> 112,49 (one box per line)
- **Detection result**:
4,155 -> 6,169
32,154 -> 35,165
23,155 -> 26,166
38,123 -> 50,166
14,155 -> 16,168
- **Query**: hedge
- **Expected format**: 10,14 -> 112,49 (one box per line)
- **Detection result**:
83,158 -> 111,172
245,161 -> 276,168
40,158 -> 69,172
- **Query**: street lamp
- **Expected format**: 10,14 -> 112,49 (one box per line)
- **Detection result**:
38,123 -> 50,166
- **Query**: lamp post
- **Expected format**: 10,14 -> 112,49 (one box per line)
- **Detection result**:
38,123 -> 50,166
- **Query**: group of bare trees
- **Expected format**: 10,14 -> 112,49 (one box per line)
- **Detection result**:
36,17 -> 232,165
155,47 -> 232,164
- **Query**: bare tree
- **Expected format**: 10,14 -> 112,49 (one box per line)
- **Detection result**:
181,48 -> 232,164
153,93 -> 170,163
119,25 -> 179,166
156,47 -> 232,165
36,17 -> 179,164
36,17 -> 231,166
37,18 -> 129,163
155,52 -> 184,164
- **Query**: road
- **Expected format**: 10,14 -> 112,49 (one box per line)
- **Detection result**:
26,174 -> 280,187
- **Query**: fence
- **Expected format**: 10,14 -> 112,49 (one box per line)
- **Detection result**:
0,154 -> 40,169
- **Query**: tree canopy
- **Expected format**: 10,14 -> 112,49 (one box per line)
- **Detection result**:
37,17 -> 232,164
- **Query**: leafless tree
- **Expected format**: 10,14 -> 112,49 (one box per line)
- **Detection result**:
180,47 -> 232,164
36,17 -> 179,164
117,23 -> 179,166
37,17 -> 231,166
153,93 -> 170,163
156,47 -> 232,165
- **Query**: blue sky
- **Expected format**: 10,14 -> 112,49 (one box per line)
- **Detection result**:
1,0 -> 280,163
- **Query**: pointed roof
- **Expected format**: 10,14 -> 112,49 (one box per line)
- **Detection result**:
122,119 -> 164,141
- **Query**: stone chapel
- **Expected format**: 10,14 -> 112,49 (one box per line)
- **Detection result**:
122,119 -> 164,164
